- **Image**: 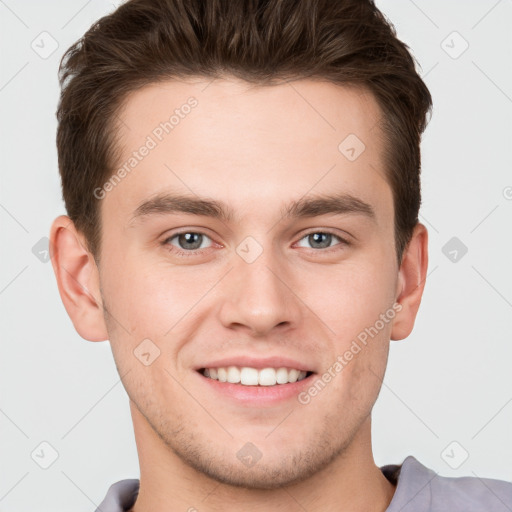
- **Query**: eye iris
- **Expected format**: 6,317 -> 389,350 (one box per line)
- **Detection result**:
174,232 -> 337,251
178,233 -> 202,250
309,233 -> 332,249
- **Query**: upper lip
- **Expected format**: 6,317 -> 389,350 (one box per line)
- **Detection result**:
195,356 -> 315,373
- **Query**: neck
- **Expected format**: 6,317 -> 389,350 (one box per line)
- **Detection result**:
129,403 -> 395,512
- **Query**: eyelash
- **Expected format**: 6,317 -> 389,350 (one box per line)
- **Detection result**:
161,230 -> 350,257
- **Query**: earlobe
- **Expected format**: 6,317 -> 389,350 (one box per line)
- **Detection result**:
49,215 -> 109,342
390,223 -> 429,341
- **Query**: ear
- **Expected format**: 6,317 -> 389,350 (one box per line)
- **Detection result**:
49,215 -> 108,342
391,222 -> 428,341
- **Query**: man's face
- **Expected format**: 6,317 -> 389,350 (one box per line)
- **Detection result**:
97,78 -> 400,488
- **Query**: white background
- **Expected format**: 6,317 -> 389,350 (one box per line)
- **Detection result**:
1,0 -> 511,510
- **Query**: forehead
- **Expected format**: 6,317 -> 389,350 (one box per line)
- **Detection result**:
102,77 -> 392,229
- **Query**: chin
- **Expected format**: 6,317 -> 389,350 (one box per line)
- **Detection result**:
182,453 -> 319,490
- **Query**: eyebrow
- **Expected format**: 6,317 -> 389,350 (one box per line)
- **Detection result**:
129,192 -> 376,225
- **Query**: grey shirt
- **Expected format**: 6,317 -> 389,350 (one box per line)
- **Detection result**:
94,455 -> 512,511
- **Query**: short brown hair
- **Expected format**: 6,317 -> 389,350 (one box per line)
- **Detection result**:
56,0 -> 432,265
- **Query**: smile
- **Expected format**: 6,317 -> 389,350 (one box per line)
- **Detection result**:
199,366 -> 313,386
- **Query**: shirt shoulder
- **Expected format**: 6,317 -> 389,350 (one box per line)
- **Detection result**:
95,457 -> 512,511
382,455 -> 512,512
94,479 -> 139,512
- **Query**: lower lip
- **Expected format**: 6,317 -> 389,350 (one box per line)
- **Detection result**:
196,371 -> 315,406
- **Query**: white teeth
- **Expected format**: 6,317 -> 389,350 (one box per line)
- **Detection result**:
240,367 -> 259,385
275,367 -> 289,384
258,368 -> 277,386
202,366 -> 310,386
226,366 -> 241,383
288,369 -> 300,383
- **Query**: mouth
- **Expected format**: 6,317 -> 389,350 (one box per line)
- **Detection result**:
197,366 -> 315,386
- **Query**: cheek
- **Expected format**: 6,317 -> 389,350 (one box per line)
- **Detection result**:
101,252 -> 208,337
322,328 -> 390,422
297,258 -> 396,336
306,259 -> 394,399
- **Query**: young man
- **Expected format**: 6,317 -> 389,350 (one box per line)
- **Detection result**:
49,0 -> 512,510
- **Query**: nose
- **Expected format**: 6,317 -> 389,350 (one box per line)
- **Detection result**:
218,246 -> 302,337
